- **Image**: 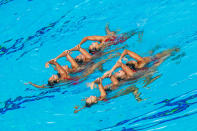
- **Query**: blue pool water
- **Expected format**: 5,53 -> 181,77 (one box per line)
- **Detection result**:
0,0 -> 197,130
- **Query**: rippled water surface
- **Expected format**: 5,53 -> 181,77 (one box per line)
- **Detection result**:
0,0 -> 197,130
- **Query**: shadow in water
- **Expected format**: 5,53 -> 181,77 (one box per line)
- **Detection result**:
0,87 -> 64,114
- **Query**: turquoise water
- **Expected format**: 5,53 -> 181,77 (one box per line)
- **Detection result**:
0,0 -> 197,130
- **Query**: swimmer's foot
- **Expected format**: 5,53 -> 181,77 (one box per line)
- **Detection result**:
174,47 -> 180,52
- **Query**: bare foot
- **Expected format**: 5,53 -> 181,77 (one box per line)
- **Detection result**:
74,106 -> 79,109
175,47 -> 180,52
74,110 -> 79,113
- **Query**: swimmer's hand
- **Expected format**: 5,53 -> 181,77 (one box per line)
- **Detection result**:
102,71 -> 113,78
70,44 -> 80,52
45,58 -> 57,68
76,44 -> 81,50
64,50 -> 71,54
45,62 -> 50,68
95,78 -> 102,84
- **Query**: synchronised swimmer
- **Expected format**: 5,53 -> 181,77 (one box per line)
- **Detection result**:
26,23 -> 179,113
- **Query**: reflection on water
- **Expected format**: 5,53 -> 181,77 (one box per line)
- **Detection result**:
101,89 -> 197,131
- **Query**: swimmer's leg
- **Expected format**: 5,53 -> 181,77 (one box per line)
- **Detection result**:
122,29 -> 143,40
105,23 -> 116,35
155,47 -> 180,59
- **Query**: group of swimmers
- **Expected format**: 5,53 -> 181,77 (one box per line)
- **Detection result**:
27,24 -> 179,111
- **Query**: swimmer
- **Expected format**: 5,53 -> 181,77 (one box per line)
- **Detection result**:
74,77 -> 142,113
29,59 -> 73,88
74,78 -> 106,113
80,24 -> 143,55
92,47 -> 180,90
29,45 -> 93,88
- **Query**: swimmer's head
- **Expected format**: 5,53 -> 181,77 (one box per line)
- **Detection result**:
126,62 -> 136,71
75,54 -> 84,64
114,70 -> 126,81
89,42 -> 100,54
48,75 -> 59,86
85,96 -> 97,107
90,42 -> 99,49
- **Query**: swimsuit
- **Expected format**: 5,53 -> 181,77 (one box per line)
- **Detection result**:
104,34 -> 131,46
104,29 -> 141,46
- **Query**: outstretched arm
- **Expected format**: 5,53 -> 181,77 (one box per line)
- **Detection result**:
28,82 -> 48,88
78,36 -> 105,46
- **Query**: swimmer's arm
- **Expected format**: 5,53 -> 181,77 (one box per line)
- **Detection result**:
28,82 -> 48,88
101,76 -> 119,90
119,49 -> 144,62
110,75 -> 119,90
109,62 -> 122,72
98,81 -> 107,100
79,47 -> 92,60
154,59 -> 164,67
51,65 -> 57,71
79,36 -> 104,46
110,75 -> 119,86
101,62 -> 121,79
104,84 -> 112,90
120,63 -> 135,77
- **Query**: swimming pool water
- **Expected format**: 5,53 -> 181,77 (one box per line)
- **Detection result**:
0,0 -> 197,130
